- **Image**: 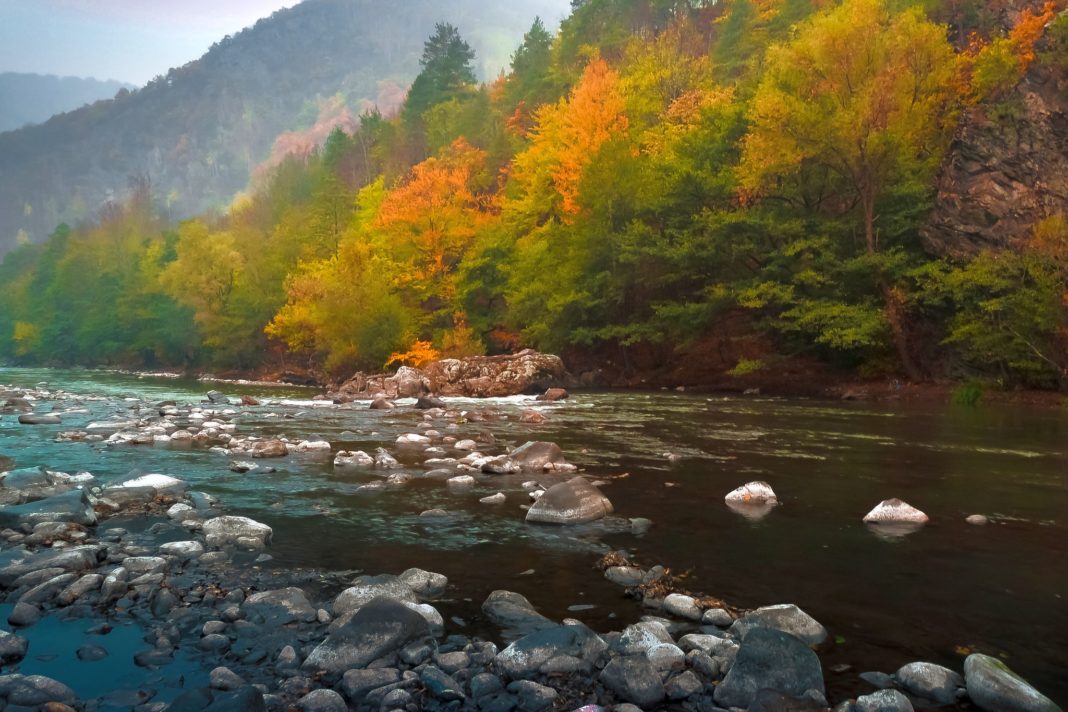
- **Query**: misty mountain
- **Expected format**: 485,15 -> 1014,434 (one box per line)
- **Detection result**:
0,73 -> 134,133
0,0 -> 568,254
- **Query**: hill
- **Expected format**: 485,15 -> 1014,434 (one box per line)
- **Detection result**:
0,0 -> 568,253
0,73 -> 133,133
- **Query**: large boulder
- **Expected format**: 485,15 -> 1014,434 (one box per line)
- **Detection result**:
0,488 -> 96,528
526,477 -> 613,525
203,516 -> 273,548
893,661 -> 964,704
600,655 -> 666,708
0,545 -> 101,587
856,689 -> 915,712
725,481 -> 778,505
964,654 -> 1062,712
17,414 -> 61,425
250,440 -> 288,458
496,623 -> 607,679
728,603 -> 828,646
508,441 -> 568,472
482,590 -> 556,637
333,575 -> 417,616
424,351 -> 567,397
391,366 -> 429,397
302,596 -> 431,675
713,628 -> 825,709
242,588 -> 317,625
0,674 -> 78,706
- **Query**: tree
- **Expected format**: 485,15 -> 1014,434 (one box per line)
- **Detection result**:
740,0 -> 960,376
404,23 -> 478,119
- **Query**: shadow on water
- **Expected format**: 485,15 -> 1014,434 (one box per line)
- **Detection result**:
1,368 -> 1066,705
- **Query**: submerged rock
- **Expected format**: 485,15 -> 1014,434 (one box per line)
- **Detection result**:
525,477 -> 613,525
964,653 -> 1062,712
0,488 -> 96,528
482,590 -> 556,636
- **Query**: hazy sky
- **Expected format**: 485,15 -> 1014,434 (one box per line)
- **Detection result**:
0,0 -> 300,85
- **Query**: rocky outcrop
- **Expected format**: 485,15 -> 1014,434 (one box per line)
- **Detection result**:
923,26 -> 1068,255
335,350 -> 567,399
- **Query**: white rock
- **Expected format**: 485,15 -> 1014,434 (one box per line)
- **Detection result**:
480,493 -> 506,505
160,540 -> 205,558
293,440 -> 331,453
447,475 -> 476,489
167,503 -> 197,521
863,498 -> 928,524
396,433 -> 431,447
333,450 -> 374,467
454,439 -> 478,451
724,481 -> 778,505
120,474 -> 185,493
203,515 -> 273,548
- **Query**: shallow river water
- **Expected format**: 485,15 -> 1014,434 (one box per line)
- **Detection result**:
1,368 -> 1065,705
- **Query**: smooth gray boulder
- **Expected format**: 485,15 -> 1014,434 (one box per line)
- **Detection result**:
496,623 -> 607,679
525,477 -> 613,525
713,628 -> 825,709
600,655 -> 666,708
856,689 -> 915,712
302,596 -> 431,675
340,668 -> 402,703
0,631 -> 28,664
203,515 -> 272,548
0,674 -> 78,706
482,590 -> 556,636
893,661 -> 963,704
17,414 -> 61,425
509,441 -> 567,471
0,488 -> 96,528
0,545 -> 101,587
728,603 -> 828,645
964,654 -> 1062,712
242,587 -> 317,625
333,575 -> 417,616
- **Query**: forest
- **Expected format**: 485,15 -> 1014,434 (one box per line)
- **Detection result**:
2,0 -> 1067,390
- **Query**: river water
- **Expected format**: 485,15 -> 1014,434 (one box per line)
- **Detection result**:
1,368 -> 1065,705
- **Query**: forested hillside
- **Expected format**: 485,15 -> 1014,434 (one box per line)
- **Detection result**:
0,0 -> 567,253
2,0 -> 1067,391
0,73 -> 133,133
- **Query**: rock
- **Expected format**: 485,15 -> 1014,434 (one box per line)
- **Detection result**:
202,686 -> 267,712
122,556 -> 168,575
250,440 -> 288,458
471,672 -> 505,699
416,395 -> 447,409
496,623 -> 607,679
0,674 -> 78,706
160,540 -> 205,559
18,413 -> 62,425
702,607 -> 734,626
509,441 -> 567,471
398,568 -> 448,598
725,480 -> 778,504
728,603 -> 828,646
333,450 -> 374,467
536,388 -> 569,402
966,514 -> 989,525
206,390 -> 231,404
616,621 -> 674,656
396,351 -> 566,398
369,397 -> 395,410
241,395 -> 260,406
0,488 -> 97,528
481,492 -> 507,504
340,668 -> 401,703
526,477 -> 612,525
8,602 -> 40,627
482,590 -> 556,636
302,596 -> 431,675
422,666 -> 465,701
0,630 -> 28,664
964,653 -> 1062,712
210,666 -> 246,691
519,410 -> 547,424
893,661 -> 964,704
509,680 -> 558,711
860,671 -> 896,690
0,466 -> 52,489
119,473 -> 186,493
600,655 -> 666,708
863,498 -> 928,524
333,574 -> 417,615
856,689 -> 915,712
0,545 -> 101,587
605,566 -> 644,587
76,644 -> 108,661
713,628 -> 825,709
243,588 -> 317,625
663,593 -> 703,621
447,475 -> 475,489
203,516 -> 272,548
297,689 -> 348,712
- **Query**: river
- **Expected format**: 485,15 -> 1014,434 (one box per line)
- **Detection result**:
1,367 -> 1065,705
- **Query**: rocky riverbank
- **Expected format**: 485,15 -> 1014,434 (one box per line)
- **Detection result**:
0,382 -> 1064,711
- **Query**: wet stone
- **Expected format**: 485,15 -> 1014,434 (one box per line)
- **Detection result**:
75,644 -> 108,662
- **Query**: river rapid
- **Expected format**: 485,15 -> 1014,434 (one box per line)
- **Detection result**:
1,367 -> 1065,706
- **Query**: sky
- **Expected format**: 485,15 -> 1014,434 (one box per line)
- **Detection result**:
0,0 -> 300,85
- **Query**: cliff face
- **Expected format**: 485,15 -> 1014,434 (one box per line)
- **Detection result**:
923,22 -> 1068,256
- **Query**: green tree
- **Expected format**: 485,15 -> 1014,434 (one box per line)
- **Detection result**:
404,23 -> 478,119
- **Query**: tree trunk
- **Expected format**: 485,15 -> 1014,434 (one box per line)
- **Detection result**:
864,186 -> 923,382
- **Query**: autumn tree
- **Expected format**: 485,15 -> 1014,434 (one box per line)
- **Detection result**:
740,0 -> 960,376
